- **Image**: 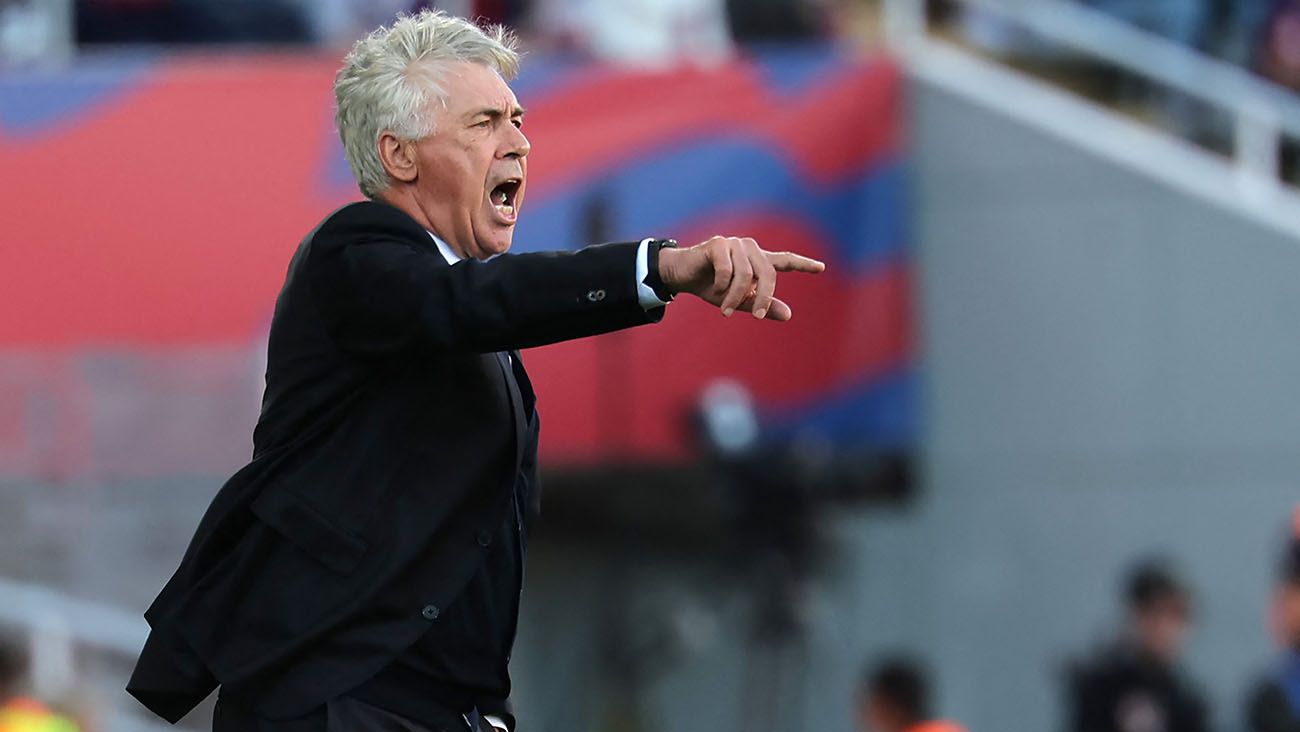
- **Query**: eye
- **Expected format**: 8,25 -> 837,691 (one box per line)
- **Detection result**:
473,119 -> 491,128
511,118 -> 523,129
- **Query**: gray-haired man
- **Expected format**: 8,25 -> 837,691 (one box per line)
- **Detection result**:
127,10 -> 823,732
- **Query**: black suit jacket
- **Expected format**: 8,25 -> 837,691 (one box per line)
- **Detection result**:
127,200 -> 662,723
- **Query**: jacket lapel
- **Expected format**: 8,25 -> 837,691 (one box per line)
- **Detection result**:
493,351 -> 527,470
507,350 -> 535,416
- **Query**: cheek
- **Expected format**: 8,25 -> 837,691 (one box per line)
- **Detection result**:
1283,597 -> 1300,624
1161,619 -> 1186,641
418,153 -> 466,196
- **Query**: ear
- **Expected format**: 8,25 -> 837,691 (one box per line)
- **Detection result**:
377,131 -> 419,185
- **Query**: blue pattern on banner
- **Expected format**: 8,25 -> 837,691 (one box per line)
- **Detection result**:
0,56 -> 157,134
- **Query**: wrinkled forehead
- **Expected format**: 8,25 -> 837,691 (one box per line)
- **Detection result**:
438,61 -> 520,118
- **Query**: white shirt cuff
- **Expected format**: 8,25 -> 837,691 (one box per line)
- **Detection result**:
483,714 -> 508,731
635,238 -> 671,310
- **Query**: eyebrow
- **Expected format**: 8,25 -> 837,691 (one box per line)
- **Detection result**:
467,105 -> 527,121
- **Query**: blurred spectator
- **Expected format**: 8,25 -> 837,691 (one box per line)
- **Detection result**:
75,0 -> 313,45
1244,511 -> 1300,732
1066,558 -> 1210,732
1082,0 -> 1211,50
1203,0 -> 1274,69
58,0 -> 846,57
0,638 -> 22,707
0,634 -> 78,732
299,0 -> 417,48
857,656 -> 967,732
426,0 -> 527,26
530,0 -> 732,65
1257,1 -> 1300,91
725,0 -> 824,42
307,1 -> 531,49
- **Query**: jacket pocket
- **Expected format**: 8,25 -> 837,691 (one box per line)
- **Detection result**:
250,487 -> 369,574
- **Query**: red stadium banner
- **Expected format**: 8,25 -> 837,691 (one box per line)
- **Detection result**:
0,49 -> 911,478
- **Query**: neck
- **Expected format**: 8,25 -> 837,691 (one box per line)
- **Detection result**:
376,188 -> 467,258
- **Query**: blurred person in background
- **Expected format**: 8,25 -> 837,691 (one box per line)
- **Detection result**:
299,0 -> 418,48
0,634 -> 77,732
74,0 -> 532,48
1202,0 -> 1275,69
310,2 -> 530,50
857,656 -> 967,732
1244,511 -> 1300,732
1066,558 -> 1209,732
75,0 -> 312,45
1081,0 -> 1211,50
126,9 -> 824,732
530,0 -> 732,65
724,0 -> 827,42
1256,0 -> 1300,90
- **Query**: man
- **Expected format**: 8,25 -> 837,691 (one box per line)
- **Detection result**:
1245,510 -> 1300,732
1066,558 -> 1210,732
126,9 -> 824,732
857,657 -> 966,732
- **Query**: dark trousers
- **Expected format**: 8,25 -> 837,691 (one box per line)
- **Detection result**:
213,695 -> 490,732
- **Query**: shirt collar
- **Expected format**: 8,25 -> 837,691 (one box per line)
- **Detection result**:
428,231 -> 461,265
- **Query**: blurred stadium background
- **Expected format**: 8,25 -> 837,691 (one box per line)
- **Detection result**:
4,0 -> 1300,730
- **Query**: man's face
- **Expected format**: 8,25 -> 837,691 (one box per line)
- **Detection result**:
408,61 -> 529,260
1271,582 -> 1300,648
860,694 -> 903,732
1134,595 -> 1191,663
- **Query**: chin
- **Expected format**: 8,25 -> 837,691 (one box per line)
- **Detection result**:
480,232 -> 514,257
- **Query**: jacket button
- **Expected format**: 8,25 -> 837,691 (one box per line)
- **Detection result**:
477,530 -> 493,548
421,604 -> 440,620
586,289 -> 606,302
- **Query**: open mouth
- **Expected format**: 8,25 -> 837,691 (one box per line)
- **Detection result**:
490,178 -> 522,220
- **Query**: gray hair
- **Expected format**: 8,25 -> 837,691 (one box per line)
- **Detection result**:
334,10 -> 521,199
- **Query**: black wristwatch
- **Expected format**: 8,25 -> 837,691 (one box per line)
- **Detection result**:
643,238 -> 677,303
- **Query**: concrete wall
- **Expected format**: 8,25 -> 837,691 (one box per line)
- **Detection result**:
513,74 -> 1300,732
906,75 -> 1300,731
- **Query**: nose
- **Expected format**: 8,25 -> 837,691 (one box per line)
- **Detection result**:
501,124 -> 530,160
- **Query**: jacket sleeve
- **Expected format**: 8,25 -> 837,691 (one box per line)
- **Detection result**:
1065,662 -> 1109,732
307,234 -> 663,357
1247,680 -> 1300,732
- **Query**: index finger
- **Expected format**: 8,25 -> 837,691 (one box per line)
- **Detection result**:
767,251 -> 826,274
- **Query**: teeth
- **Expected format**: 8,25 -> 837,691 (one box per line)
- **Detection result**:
495,204 -> 514,216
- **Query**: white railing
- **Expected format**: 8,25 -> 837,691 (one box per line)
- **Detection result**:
0,576 -> 147,698
882,0 -> 1300,194
0,577 -> 173,731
